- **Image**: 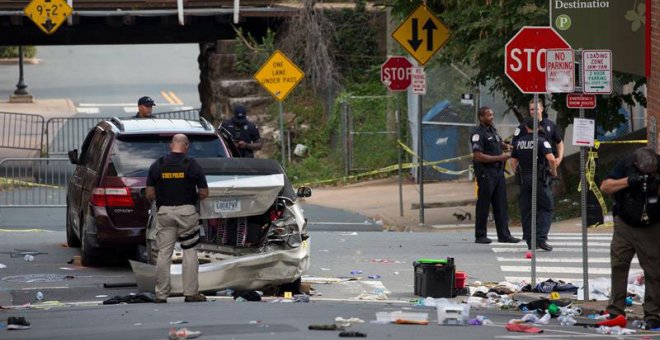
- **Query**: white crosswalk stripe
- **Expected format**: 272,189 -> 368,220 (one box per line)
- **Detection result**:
488,232 -> 640,284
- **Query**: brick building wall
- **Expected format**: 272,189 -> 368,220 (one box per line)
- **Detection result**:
651,0 -> 660,151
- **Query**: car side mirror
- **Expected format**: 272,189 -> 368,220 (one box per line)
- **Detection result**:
67,149 -> 79,164
296,186 -> 312,198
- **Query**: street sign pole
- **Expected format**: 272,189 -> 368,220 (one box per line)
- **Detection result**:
397,106 -> 404,217
531,94 -> 538,287
576,52 -> 590,301
279,101 -> 285,167
418,93 -> 424,225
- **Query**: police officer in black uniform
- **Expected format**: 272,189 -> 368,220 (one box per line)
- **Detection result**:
512,99 -> 564,166
146,134 -> 208,303
135,96 -> 155,118
510,117 -> 558,251
471,106 -> 520,244
600,147 -> 660,330
218,105 -> 262,158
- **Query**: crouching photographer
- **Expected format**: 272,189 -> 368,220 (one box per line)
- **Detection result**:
600,147 -> 660,330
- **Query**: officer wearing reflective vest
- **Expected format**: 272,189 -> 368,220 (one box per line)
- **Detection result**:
510,117 -> 558,252
600,147 -> 660,330
471,106 -> 520,245
146,134 -> 209,303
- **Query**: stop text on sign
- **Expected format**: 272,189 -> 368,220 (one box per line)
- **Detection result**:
380,56 -> 413,92
382,67 -> 411,83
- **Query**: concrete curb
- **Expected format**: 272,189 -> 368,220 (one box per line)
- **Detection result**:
0,58 -> 41,65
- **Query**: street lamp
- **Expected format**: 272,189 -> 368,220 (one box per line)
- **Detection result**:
13,46 -> 29,96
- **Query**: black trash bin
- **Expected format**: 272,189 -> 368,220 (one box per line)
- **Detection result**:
413,258 -> 455,298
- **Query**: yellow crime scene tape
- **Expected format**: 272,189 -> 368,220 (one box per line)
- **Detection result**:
0,177 -> 59,189
298,140 -> 472,187
578,139 -> 648,228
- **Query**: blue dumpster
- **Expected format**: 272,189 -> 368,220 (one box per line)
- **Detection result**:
421,100 -> 463,181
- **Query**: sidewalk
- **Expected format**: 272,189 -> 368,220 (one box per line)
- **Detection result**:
304,176 -> 612,234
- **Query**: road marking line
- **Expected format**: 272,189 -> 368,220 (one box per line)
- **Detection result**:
491,241 -> 611,247
496,256 -> 638,264
492,247 -> 610,253
168,91 -> 184,104
489,232 -> 612,237
308,221 -> 377,225
504,276 -> 593,283
161,90 -> 175,104
501,265 -> 611,274
0,228 -> 53,232
76,107 -> 99,114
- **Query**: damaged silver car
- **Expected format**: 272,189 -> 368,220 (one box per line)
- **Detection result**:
130,158 -> 311,294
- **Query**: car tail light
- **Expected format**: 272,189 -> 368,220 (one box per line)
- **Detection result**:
91,187 -> 135,207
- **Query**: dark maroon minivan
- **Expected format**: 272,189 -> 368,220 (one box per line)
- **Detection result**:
66,117 -> 232,266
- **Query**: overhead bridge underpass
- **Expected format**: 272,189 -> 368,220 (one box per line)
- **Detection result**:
0,0 -> 292,45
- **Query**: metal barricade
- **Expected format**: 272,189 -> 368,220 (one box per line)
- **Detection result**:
45,117 -> 105,157
0,158 -> 72,207
45,109 -> 201,156
0,112 -> 44,152
153,108 -> 200,120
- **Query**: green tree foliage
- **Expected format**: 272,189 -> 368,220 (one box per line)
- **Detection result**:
326,0 -> 380,83
0,46 -> 37,58
232,28 -> 276,76
386,0 -> 645,132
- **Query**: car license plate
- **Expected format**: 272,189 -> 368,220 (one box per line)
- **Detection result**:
214,199 -> 241,213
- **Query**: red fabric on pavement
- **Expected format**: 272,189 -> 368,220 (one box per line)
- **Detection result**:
505,323 -> 544,333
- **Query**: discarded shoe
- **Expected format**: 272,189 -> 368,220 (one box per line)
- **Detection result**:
168,327 -> 202,339
184,294 -> 207,302
7,316 -> 31,330
475,237 -> 492,244
498,237 -> 521,243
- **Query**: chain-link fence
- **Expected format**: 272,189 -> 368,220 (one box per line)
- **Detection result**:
340,95 -> 405,176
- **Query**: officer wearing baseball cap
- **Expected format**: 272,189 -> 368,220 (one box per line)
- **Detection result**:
135,96 -> 156,118
218,105 -> 262,158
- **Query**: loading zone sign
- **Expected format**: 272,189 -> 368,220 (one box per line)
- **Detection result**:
582,50 -> 612,94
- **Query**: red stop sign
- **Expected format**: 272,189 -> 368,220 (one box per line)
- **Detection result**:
381,56 -> 413,91
505,26 -> 571,94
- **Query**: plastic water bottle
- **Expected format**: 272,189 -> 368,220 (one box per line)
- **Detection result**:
36,291 -> 43,301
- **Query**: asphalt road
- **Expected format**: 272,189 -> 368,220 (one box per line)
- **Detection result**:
0,45 -> 201,116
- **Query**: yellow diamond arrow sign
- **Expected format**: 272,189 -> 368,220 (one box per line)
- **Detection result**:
254,50 -> 305,102
392,4 -> 450,66
24,0 -> 73,35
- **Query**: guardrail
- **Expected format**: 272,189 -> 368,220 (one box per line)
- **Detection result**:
0,158 -> 72,207
0,111 -> 44,152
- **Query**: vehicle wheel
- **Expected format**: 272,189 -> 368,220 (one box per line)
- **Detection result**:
278,277 -> 302,295
80,215 -> 103,267
65,206 -> 81,248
